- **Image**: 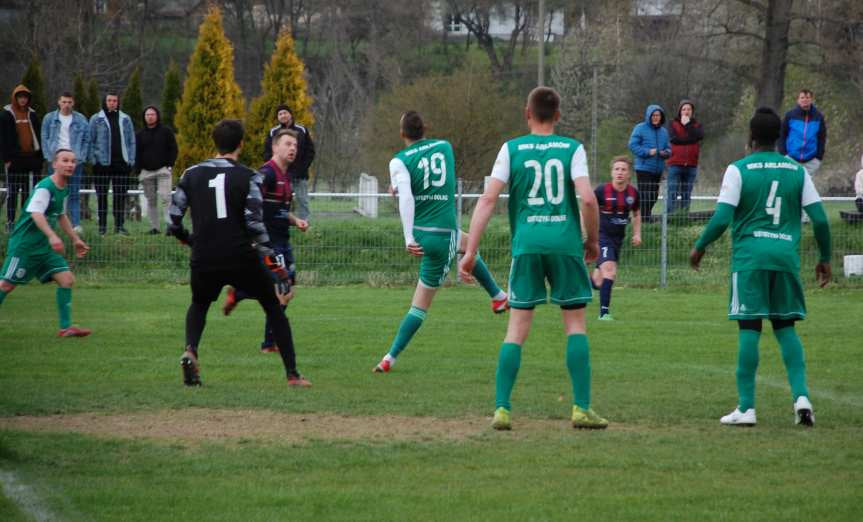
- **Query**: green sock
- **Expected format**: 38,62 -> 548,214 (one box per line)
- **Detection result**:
736,329 -> 761,411
566,334 -> 591,409
0,289 -> 7,306
56,287 -> 72,329
495,343 -> 521,410
774,326 -> 809,401
387,306 -> 426,358
471,254 -> 502,298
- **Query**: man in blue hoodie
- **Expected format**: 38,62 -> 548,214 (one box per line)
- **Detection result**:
779,89 -> 827,176
628,104 -> 670,217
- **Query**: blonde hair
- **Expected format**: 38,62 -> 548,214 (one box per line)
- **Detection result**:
610,155 -> 632,170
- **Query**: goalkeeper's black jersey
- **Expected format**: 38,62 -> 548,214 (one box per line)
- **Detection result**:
170,158 -> 271,270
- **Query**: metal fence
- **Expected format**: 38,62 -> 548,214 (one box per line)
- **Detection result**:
1,183 -> 861,288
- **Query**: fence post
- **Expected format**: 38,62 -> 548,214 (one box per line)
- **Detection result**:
660,179 -> 668,288
456,177 -> 464,284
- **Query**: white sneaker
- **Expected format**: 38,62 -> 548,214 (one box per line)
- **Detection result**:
720,407 -> 756,426
73,225 -> 84,234
794,396 -> 815,426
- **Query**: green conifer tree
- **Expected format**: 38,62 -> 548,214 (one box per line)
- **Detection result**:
174,6 -> 245,172
244,30 -> 315,166
123,67 -> 144,130
20,58 -> 48,120
160,60 -> 182,131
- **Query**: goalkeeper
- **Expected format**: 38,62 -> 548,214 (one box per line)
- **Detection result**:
221,129 -> 309,354
168,120 -> 310,387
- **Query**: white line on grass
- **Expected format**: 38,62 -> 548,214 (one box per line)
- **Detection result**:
0,470 -> 61,522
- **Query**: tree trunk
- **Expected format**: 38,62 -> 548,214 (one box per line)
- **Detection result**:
755,0 -> 792,111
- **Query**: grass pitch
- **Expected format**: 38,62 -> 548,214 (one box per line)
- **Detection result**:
1,284 -> 861,521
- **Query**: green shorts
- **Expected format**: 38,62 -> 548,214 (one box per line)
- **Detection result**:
1,250 -> 69,285
507,254 -> 592,309
729,270 -> 806,320
415,228 -> 459,289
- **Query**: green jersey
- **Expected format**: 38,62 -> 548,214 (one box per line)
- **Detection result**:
717,151 -> 821,273
7,176 -> 68,255
390,139 -> 458,245
490,134 -> 589,256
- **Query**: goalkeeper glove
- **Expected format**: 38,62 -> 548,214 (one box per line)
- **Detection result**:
167,224 -> 192,246
264,255 -> 290,282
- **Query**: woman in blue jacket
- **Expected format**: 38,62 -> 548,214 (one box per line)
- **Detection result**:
628,104 -> 670,217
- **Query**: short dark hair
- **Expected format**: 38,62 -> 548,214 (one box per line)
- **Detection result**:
799,88 -> 814,97
401,111 -> 424,141
59,91 -> 74,99
749,107 -> 782,146
273,128 -> 298,145
527,87 -> 560,122
212,119 -> 244,153
53,148 -> 75,160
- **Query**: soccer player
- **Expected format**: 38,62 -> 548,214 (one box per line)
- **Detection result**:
168,120 -> 311,387
690,107 -> 832,427
223,129 -> 309,353
0,149 -> 91,337
372,111 -> 508,373
591,155 -> 641,320
459,87 -> 607,430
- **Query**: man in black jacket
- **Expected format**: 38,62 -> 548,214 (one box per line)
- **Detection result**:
1,85 -> 43,231
262,104 -> 315,220
136,106 -> 178,234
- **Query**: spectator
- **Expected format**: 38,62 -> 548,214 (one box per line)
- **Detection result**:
779,89 -> 827,175
628,104 -> 670,218
1,85 -> 43,231
42,92 -> 90,233
263,105 -> 315,220
135,105 -> 177,234
855,152 -> 863,213
667,99 -> 704,214
89,93 -> 135,235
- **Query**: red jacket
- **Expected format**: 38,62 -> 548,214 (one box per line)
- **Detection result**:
668,118 -> 703,167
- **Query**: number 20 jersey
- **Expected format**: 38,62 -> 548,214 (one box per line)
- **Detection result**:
717,150 -> 821,274
490,134 -> 589,256
390,139 -> 458,231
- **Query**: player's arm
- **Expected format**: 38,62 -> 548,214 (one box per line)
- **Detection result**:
571,144 -> 598,263
287,212 -> 308,232
801,171 -> 832,287
691,165 -> 739,269
25,188 -> 64,253
631,208 -> 642,246
389,158 -> 421,256
245,171 -> 275,257
167,171 -> 193,245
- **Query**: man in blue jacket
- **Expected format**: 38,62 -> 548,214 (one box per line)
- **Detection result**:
42,92 -> 90,233
779,89 -> 827,176
89,93 -> 135,235
628,104 -> 670,217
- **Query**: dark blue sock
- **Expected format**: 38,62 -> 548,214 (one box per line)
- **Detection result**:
600,279 -> 614,316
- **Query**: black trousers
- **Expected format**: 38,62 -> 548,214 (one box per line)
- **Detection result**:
93,163 -> 132,231
636,170 -> 663,218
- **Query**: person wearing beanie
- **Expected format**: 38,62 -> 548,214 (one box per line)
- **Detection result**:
667,99 -> 704,214
262,104 -> 315,220
691,107 -> 832,428
0,85 -> 43,231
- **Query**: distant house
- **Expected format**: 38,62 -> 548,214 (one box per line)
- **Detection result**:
432,2 -> 566,42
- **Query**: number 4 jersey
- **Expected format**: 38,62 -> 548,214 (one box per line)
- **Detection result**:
718,150 -> 821,273
490,134 -> 589,256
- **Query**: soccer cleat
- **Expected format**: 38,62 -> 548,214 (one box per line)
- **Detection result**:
491,407 -> 512,430
794,396 -> 815,427
222,287 -> 238,316
571,405 -> 609,429
373,357 -> 392,373
57,326 -> 92,338
720,407 -> 756,426
287,372 -> 312,387
180,350 -> 202,387
598,314 -> 615,321
260,344 -> 280,354
491,296 -> 510,314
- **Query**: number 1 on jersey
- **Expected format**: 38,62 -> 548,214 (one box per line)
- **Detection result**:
209,173 -> 227,219
765,180 -> 781,225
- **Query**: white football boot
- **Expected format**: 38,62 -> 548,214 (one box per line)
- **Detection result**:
720,407 -> 756,426
794,396 -> 815,427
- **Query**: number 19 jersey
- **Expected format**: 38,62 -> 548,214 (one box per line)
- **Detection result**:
490,134 -> 589,256
717,150 -> 821,273
390,139 -> 457,231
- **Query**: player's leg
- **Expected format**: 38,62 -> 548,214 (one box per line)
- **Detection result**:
596,237 -> 619,320
50,268 -> 91,337
768,271 -> 812,425
457,231 -> 507,312
1,251 -> 30,306
374,282 -> 437,372
261,243 -> 294,352
182,269 -> 224,386
0,279 -> 16,306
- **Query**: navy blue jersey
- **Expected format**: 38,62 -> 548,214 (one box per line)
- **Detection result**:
595,182 -> 639,239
